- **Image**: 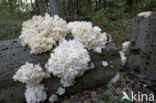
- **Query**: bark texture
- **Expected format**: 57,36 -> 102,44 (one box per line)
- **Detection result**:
0,39 -> 121,103
127,14 -> 156,81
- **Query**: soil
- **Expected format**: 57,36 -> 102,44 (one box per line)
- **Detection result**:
52,71 -> 156,103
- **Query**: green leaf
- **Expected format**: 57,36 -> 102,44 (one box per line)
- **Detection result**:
84,98 -> 91,103
136,101 -> 142,103
106,100 -> 113,103
122,99 -> 133,103
102,94 -> 111,102
107,82 -> 115,90
104,89 -> 113,95
63,99 -> 72,103
114,94 -> 123,103
97,99 -> 105,103
72,101 -> 79,103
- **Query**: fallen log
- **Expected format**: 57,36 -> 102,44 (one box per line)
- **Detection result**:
64,16 -> 92,22
0,39 -> 121,103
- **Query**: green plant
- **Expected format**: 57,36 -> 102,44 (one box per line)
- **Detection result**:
0,24 -> 21,40
97,82 -> 142,103
93,9 -> 109,25
63,99 -> 78,103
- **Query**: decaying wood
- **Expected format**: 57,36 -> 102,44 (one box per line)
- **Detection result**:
127,14 -> 156,81
0,39 -> 121,103
64,16 -> 92,22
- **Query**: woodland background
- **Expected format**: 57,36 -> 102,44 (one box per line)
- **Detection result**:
0,0 -> 156,42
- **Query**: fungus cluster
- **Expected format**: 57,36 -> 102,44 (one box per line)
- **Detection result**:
13,62 -> 48,103
119,41 -> 131,66
49,94 -> 58,102
102,61 -> 108,67
67,21 -> 107,53
110,72 -> 120,83
46,39 -> 90,87
137,11 -> 153,18
13,62 -> 49,85
48,86 -> 66,103
13,13 -> 110,103
20,13 -> 70,54
56,87 -> 65,95
25,84 -> 47,103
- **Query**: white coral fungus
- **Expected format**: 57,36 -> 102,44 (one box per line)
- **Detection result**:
56,87 -> 65,95
13,62 -> 48,85
19,13 -> 70,54
102,61 -> 108,67
119,51 -> 127,66
46,39 -> 90,87
137,11 -> 153,18
67,21 -> 107,53
119,41 -> 131,66
89,62 -> 95,69
25,84 -> 47,103
49,94 -> 58,103
122,41 -> 131,54
111,72 -> 120,83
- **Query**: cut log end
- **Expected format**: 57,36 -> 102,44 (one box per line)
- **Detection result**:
128,13 -> 156,81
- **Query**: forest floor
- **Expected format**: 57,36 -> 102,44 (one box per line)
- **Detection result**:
54,71 -> 155,103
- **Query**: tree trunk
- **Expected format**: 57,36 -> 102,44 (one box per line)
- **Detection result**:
34,0 -> 40,14
30,0 -> 33,8
127,13 -> 156,82
76,0 -> 79,16
0,38 -> 121,103
103,0 -> 107,9
49,0 -> 64,17
49,0 -> 59,16
85,0 -> 92,16
98,0 -> 101,10
95,0 -> 98,11
79,0 -> 83,16
63,0 -> 66,16
36,0 -> 46,15
68,0 -> 72,16
8,0 -> 14,13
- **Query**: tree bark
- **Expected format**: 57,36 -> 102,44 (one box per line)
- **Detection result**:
0,38 -> 121,103
84,0 -> 92,16
49,0 -> 59,16
36,0 -> 46,16
49,0 -> 64,17
63,0 -> 66,16
127,13 -> 156,81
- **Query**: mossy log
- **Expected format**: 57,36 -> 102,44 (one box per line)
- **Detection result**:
127,13 -> 156,81
0,39 -> 121,103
